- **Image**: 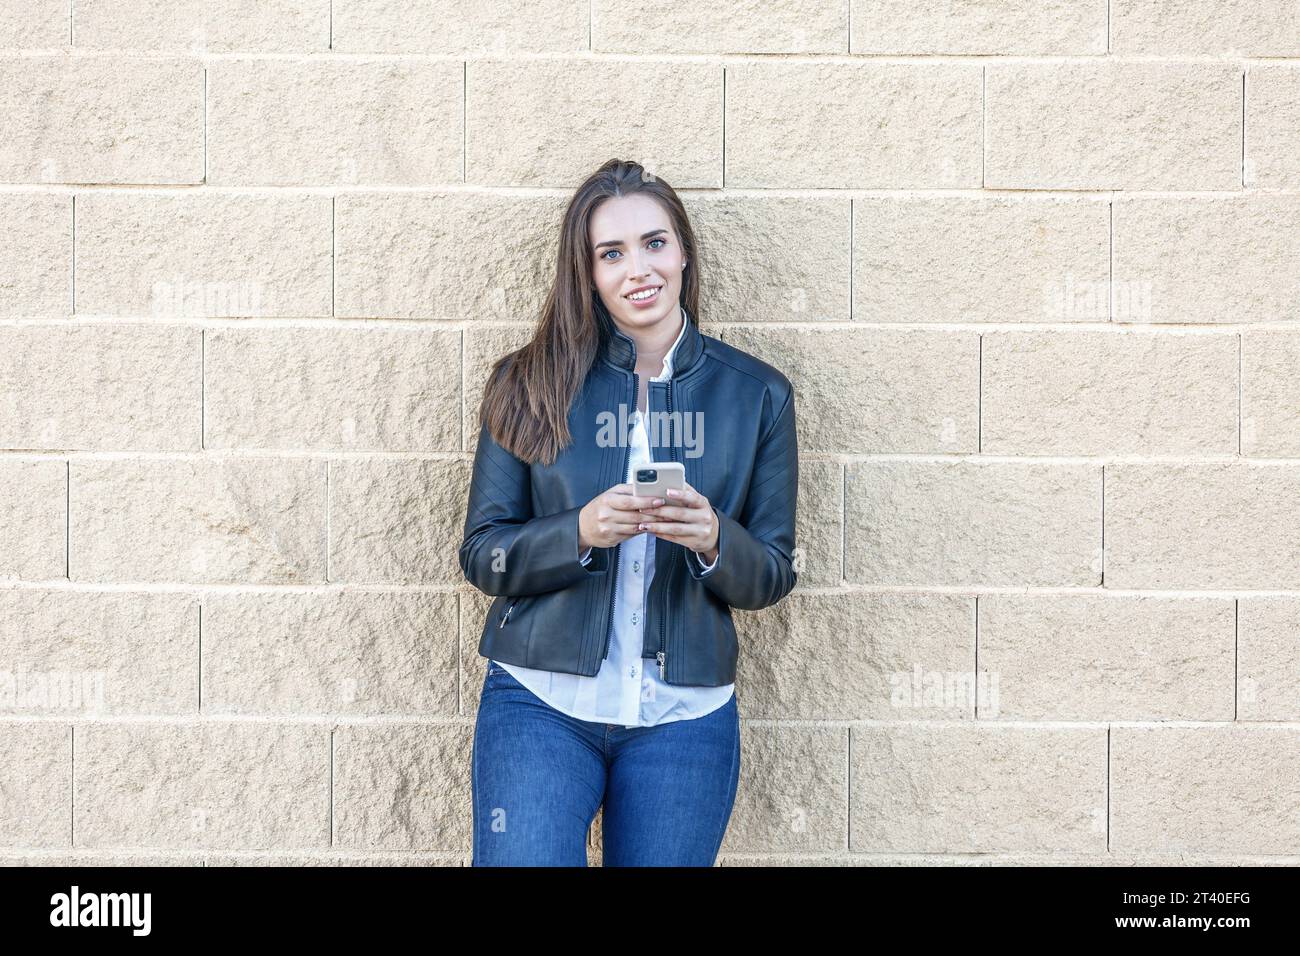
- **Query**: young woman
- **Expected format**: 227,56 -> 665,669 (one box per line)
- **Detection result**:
461,158 -> 799,866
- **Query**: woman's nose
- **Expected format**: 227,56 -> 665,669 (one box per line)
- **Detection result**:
625,250 -> 649,279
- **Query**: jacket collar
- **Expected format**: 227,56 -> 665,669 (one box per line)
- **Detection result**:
598,302 -> 704,377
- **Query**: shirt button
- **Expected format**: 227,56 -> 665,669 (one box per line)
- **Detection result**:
629,666 -> 638,678
631,611 -> 638,625
633,560 -> 640,573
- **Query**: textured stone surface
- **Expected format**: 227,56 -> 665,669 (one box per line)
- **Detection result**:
978,595 -> 1235,720
335,192 -> 568,320
333,723 -> 472,851
986,62 -> 1241,189
202,591 -> 457,715
981,331 -> 1239,456
0,56 -> 202,183
466,58 -> 721,188
459,590 -> 496,715
1111,726 -> 1300,853
328,458 -> 471,585
1106,463 -> 1300,589
1238,598 -> 1300,721
691,195 -> 851,322
0,722 -> 70,846
205,327 -> 461,451
1246,66 -> 1300,189
846,461 -> 1101,587
1112,196 -> 1300,324
0,193 -> 70,316
721,724 -> 847,852
0,589 -> 198,715
727,61 -> 981,188
0,0 -> 67,47
790,459 -> 841,589
336,0 -> 585,53
1242,331 -> 1300,456
203,852 -> 463,866
1111,0 -> 1300,55
74,721 -> 329,848
0,324 -> 199,450
69,458 -> 327,584
0,852 -> 201,865
73,0 -> 330,51
0,460 -> 65,581
75,192 -> 332,317
851,0 -> 1106,54
854,197 -> 1109,323
733,592 -> 974,720
595,0 -> 846,53
852,725 -> 1107,853
207,59 -> 463,185
726,326 -> 979,454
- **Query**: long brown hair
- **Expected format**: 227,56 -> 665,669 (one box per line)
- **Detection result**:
476,158 -> 701,466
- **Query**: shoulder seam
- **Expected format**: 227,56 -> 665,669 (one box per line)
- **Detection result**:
699,342 -> 794,447
756,376 -> 794,448
701,341 -> 793,395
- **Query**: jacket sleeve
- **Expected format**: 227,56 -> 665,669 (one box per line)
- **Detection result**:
686,383 -> 798,609
459,422 -> 609,597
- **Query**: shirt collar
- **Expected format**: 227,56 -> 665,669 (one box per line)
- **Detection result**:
650,305 -> 689,382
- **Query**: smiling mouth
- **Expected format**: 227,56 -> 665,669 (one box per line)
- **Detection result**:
625,286 -> 663,302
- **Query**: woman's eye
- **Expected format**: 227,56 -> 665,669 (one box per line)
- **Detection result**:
600,238 -> 668,262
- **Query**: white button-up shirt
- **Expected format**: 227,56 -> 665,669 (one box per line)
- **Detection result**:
493,306 -> 735,727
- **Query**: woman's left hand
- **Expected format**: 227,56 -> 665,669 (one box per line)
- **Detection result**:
637,480 -> 719,563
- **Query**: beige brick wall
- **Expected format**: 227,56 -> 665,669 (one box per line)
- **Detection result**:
1,0 -> 1298,867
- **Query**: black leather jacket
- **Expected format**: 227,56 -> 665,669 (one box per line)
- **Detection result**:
459,310 -> 798,686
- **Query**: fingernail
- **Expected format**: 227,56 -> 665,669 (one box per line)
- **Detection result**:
667,489 -> 679,496
654,498 -> 664,506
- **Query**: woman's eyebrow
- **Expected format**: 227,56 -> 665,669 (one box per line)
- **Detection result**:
594,228 -> 668,251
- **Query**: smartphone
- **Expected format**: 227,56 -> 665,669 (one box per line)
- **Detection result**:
633,462 -> 685,499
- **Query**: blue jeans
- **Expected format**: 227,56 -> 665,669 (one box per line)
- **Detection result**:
472,663 -> 741,866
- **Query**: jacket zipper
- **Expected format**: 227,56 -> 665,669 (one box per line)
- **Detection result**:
656,378 -> 673,681
498,597 -> 518,628
600,371 -> 637,663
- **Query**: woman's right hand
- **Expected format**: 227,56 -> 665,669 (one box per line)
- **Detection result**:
578,483 -> 666,551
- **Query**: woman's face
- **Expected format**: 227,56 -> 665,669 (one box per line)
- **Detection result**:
588,193 -> 687,336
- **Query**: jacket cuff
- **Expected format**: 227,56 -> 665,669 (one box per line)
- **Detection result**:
465,505 -> 609,595
687,509 -> 723,581
686,506 -> 793,609
691,548 -> 719,575
575,529 -> 608,575
527,505 -> 609,586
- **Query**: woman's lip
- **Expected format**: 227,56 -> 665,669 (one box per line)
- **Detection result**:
624,286 -> 662,308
